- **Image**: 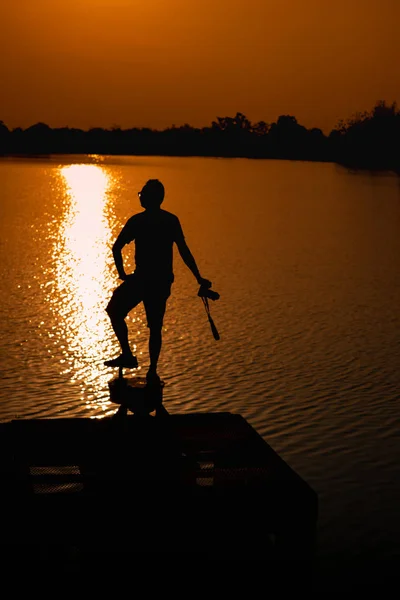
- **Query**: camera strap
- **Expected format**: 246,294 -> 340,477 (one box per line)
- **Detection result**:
201,296 -> 220,341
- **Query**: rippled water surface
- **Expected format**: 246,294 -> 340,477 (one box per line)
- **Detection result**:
1,155 -> 400,574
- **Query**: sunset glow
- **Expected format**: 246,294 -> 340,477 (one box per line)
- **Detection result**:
52,164 -> 115,409
1,0 -> 399,133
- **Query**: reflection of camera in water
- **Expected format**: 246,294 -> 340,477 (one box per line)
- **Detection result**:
198,285 -> 220,301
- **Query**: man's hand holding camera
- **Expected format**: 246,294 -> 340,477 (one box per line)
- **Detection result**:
198,277 -> 220,301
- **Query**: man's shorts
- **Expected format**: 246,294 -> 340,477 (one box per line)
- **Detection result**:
106,273 -> 172,328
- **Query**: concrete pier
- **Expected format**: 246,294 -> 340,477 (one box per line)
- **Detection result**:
1,408 -> 318,572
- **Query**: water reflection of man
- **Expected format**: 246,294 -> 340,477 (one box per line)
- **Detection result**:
105,179 -> 211,384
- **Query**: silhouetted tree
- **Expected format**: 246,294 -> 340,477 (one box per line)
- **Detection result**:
0,120 -> 9,154
0,102 -> 397,171
251,120 -> 270,136
22,122 -> 53,154
333,100 -> 400,171
212,112 -> 252,132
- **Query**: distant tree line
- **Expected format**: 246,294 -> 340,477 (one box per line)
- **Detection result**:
0,101 -> 399,172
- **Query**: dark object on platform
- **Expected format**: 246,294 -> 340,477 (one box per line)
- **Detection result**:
0,412 -> 317,571
108,375 -> 165,416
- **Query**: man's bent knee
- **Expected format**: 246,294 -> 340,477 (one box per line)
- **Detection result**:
106,299 -> 115,317
106,297 -> 124,321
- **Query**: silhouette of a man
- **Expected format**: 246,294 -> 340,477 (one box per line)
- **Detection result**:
105,179 -> 211,383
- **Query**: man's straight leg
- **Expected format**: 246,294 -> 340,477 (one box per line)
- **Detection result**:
148,325 -> 162,378
143,282 -> 170,382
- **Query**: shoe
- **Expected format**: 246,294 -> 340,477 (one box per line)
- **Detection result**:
104,354 -> 138,368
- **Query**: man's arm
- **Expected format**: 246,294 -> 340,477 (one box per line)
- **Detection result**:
112,236 -> 128,280
112,218 -> 134,280
175,236 -> 210,287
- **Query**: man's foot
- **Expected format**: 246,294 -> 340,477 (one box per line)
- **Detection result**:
104,354 -> 138,368
146,369 -> 161,386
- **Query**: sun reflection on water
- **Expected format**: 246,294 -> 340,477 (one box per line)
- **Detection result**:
53,164 -> 117,413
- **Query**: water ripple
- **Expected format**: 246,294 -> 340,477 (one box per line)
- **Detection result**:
1,157 -> 400,568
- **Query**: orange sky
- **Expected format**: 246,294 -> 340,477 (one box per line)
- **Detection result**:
1,0 -> 399,133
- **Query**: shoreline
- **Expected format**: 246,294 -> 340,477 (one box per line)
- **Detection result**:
1,152 -> 398,175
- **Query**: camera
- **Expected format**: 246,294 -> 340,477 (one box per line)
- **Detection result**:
198,284 -> 220,301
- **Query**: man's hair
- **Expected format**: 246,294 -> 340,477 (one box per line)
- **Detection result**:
142,179 -> 165,207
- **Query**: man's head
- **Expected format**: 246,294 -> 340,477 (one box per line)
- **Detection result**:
138,179 -> 165,209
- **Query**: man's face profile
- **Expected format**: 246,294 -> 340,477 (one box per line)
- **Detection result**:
138,181 -> 164,208
138,185 -> 149,207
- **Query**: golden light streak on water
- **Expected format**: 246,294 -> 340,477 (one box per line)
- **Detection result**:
52,164 -> 117,414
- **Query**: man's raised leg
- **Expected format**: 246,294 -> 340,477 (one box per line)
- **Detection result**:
104,284 -> 139,368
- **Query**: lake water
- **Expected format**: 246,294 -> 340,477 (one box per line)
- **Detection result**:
1,155 -> 399,580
